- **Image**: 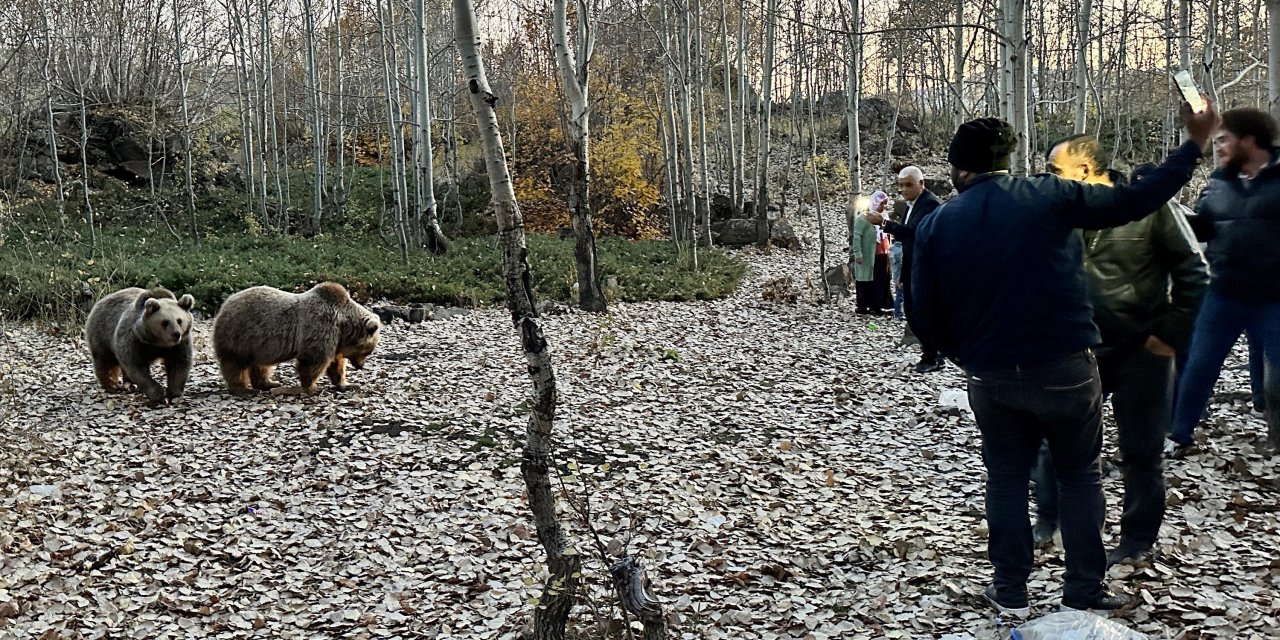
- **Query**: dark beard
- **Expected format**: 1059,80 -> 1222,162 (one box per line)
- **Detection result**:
950,166 -> 969,193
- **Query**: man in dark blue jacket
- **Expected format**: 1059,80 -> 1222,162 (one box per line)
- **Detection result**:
911,105 -> 1217,616
1169,107 -> 1280,456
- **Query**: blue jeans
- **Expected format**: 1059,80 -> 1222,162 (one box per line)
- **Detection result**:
1170,289 -> 1280,445
966,350 -> 1106,602
889,242 -> 905,320
1032,344 -> 1171,548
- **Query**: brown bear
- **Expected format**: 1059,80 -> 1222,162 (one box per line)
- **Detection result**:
212,282 -> 381,396
85,287 -> 195,403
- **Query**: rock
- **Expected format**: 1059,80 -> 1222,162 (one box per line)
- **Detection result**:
925,177 -> 954,197
711,219 -> 759,248
769,218 -> 801,250
372,305 -> 410,325
434,307 -> 470,321
711,193 -> 738,221
407,303 -> 433,323
824,263 -> 852,297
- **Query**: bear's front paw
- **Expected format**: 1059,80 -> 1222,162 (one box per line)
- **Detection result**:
333,383 -> 361,393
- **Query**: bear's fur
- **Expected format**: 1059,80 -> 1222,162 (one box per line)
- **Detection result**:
212,282 -> 381,396
85,287 -> 195,403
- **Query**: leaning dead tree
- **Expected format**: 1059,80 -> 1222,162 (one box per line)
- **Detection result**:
454,0 -> 578,636
453,1 -> 666,635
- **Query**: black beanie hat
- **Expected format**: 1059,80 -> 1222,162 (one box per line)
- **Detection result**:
948,118 -> 1017,173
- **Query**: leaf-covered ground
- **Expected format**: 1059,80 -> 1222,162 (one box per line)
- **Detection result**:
1,205 -> 1277,639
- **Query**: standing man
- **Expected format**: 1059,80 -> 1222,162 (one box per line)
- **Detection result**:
1032,134 -> 1208,566
1169,108 -> 1280,456
911,104 -> 1216,615
868,166 -> 944,372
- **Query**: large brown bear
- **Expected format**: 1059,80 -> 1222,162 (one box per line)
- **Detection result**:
212,282 -> 381,396
85,287 -> 195,403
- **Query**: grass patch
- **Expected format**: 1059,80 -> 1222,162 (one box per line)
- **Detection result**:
0,227 -> 745,320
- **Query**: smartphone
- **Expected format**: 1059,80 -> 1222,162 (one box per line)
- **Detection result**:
1174,70 -> 1207,113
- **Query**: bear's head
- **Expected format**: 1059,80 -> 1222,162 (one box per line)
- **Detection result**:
138,291 -> 195,348
340,310 -> 381,370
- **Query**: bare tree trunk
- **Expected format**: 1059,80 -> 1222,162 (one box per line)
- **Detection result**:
77,85 -> 96,250
552,0 -> 605,310
755,0 -> 778,248
1269,0 -> 1280,119
1179,0 -> 1192,144
170,0 -> 198,245
37,0 -> 65,232
694,0 -> 712,247
719,0 -> 739,216
840,0 -> 862,254
736,0 -> 747,214
954,0 -> 966,128
1004,0 -> 1030,175
1074,0 -> 1093,133
453,2 -> 583,638
378,0 -> 410,263
303,0 -> 324,234
415,0 -> 449,255
677,0 -> 698,265
333,0 -> 347,214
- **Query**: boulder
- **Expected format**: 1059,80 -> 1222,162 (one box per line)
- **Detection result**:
925,177 -> 954,197
769,218 -> 801,250
711,218 -> 759,248
711,193 -> 738,221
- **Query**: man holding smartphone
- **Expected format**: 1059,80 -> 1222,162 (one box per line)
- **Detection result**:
911,99 -> 1218,615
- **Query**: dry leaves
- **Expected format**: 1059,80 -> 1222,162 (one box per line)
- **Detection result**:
0,203 -> 1277,639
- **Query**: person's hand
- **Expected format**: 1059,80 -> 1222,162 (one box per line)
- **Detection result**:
1144,335 -> 1176,357
853,256 -> 864,265
1181,94 -> 1219,150
865,211 -> 885,225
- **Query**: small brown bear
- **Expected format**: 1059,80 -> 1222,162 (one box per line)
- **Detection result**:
85,287 -> 195,403
212,282 -> 381,396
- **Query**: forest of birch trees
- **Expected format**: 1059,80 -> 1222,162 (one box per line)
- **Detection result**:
1,0 -> 1279,264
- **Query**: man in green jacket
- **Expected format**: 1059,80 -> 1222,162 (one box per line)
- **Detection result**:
1033,134 -> 1209,566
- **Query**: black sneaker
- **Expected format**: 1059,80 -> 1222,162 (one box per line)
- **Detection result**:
982,584 -> 1031,618
1106,543 -> 1154,567
1165,439 -> 1197,460
914,359 -> 944,374
1062,588 -> 1131,612
1033,520 -> 1057,548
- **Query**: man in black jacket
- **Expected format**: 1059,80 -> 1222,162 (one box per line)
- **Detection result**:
911,104 -> 1216,616
1031,134 -> 1208,567
867,166 -> 944,373
1169,107 -> 1280,455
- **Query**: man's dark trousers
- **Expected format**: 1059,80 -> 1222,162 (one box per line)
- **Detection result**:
901,277 -> 939,363
967,350 -> 1106,603
1034,344 -> 1171,550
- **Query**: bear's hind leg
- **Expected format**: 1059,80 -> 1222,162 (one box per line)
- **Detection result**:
93,354 -> 123,392
250,365 -> 282,391
220,359 -> 255,397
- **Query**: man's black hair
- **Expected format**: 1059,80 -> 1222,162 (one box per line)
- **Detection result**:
1130,162 -> 1158,183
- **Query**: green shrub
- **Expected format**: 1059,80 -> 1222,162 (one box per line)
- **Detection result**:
0,228 -> 745,320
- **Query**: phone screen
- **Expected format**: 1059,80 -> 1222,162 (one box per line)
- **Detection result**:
1174,70 -> 1207,113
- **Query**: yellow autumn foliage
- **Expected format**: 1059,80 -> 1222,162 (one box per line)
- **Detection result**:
506,73 -> 665,239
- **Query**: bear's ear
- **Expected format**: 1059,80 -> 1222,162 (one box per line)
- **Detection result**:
177,294 -> 195,310
144,298 -> 162,315
365,317 -> 380,334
